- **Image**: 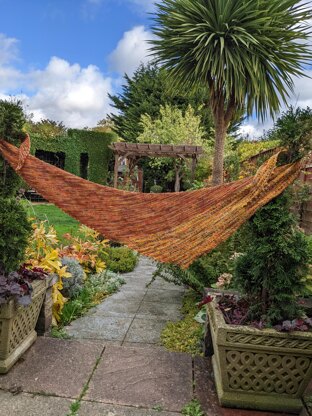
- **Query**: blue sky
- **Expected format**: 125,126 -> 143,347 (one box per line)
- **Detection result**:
0,0 -> 311,136
0,0 -> 156,127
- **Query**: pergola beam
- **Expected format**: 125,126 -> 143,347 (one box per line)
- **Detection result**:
110,142 -> 203,191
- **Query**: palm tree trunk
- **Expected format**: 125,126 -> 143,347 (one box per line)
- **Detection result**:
212,112 -> 226,186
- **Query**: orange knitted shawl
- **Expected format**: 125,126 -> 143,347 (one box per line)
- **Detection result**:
0,135 -> 302,268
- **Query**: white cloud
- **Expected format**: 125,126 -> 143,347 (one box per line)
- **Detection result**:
26,57 -> 113,127
0,33 -> 19,66
0,33 -> 114,128
108,25 -> 155,76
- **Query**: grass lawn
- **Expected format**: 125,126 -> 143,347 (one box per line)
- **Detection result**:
23,201 -> 80,241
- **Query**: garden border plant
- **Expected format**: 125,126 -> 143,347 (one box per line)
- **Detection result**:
0,99 -> 49,373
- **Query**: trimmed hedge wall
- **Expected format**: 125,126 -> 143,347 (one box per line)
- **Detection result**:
30,129 -> 115,184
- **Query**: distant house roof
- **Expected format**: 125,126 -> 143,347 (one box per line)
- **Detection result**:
110,142 -> 203,159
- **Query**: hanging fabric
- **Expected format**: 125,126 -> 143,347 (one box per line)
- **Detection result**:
0,135 -> 302,268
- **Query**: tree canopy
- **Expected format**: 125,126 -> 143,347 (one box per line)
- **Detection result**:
109,63 -> 213,142
25,118 -> 67,139
137,104 -> 207,148
151,0 -> 312,184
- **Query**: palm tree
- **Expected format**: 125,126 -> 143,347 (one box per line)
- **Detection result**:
151,0 -> 312,184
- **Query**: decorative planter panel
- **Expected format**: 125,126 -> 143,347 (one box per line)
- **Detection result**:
207,300 -> 312,413
0,279 -> 47,373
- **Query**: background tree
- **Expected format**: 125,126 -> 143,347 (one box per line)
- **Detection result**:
109,63 -> 214,142
137,104 -> 208,191
265,106 -> 312,163
151,0 -> 312,184
25,118 -> 67,139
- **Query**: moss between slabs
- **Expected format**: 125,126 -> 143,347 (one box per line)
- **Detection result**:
161,290 -> 203,355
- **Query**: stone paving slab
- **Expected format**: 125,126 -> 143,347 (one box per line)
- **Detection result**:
143,288 -> 185,304
86,345 -> 193,412
91,298 -> 141,317
79,401 -> 181,416
136,301 -> 182,321
149,282 -> 185,291
122,279 -> 152,289
0,338 -> 104,399
124,317 -> 169,344
109,289 -> 147,301
0,390 -> 73,416
122,342 -> 167,350
66,315 -> 133,340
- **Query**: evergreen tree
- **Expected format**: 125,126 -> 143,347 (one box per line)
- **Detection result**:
0,100 -> 31,274
109,63 -> 213,142
235,193 -> 310,324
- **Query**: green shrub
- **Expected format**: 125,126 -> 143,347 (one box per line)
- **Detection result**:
150,184 -> 163,193
106,247 -> 138,273
0,100 -> 26,198
0,198 -> 31,274
235,192 -> 310,324
0,100 -> 31,275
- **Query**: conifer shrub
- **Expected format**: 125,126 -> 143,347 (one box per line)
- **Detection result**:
0,100 -> 32,276
234,192 -> 310,324
0,100 -> 26,198
0,198 -> 31,274
233,118 -> 312,326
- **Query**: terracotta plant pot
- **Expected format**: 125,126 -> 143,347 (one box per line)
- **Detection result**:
207,299 -> 312,414
0,279 -> 47,373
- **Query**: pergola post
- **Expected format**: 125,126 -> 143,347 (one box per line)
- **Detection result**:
191,156 -> 197,182
113,153 -> 119,188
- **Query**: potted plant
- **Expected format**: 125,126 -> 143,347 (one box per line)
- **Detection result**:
0,265 -> 48,373
0,100 -> 48,373
206,187 -> 312,413
205,111 -> 312,413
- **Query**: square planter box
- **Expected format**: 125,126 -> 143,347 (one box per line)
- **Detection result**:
0,279 -> 47,373
207,299 -> 312,414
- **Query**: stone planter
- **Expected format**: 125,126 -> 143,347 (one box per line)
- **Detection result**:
0,279 -> 47,373
207,299 -> 312,414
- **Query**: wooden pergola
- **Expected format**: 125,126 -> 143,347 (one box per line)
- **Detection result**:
110,142 -> 204,192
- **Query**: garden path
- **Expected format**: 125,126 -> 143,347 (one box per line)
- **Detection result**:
64,256 -> 185,346
0,257 -> 304,415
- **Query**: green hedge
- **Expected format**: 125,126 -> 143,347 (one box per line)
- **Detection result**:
30,129 -> 116,184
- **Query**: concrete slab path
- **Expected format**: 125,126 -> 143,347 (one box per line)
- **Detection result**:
65,256 -> 185,346
0,257 -> 306,415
